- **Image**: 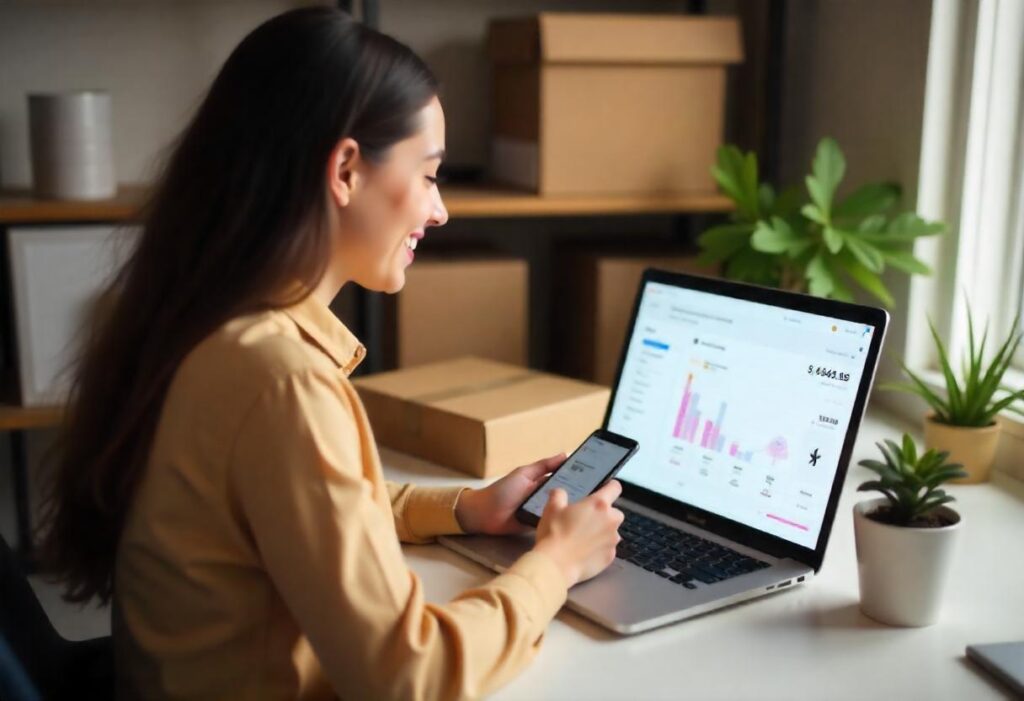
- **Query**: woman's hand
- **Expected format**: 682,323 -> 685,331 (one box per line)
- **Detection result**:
454,454 -> 565,535
533,480 -> 624,588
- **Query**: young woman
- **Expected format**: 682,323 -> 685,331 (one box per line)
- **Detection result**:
39,7 -> 623,700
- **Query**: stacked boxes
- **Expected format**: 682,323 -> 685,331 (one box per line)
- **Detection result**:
389,255 -> 529,368
489,13 -> 742,195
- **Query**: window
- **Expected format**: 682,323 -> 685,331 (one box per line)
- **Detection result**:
904,0 -> 1024,407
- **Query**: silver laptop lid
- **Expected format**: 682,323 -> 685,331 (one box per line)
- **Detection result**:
603,270 -> 888,572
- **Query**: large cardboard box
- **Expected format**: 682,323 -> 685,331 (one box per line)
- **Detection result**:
558,253 -> 718,386
488,14 -> 743,195
354,357 -> 610,478
389,256 -> 528,368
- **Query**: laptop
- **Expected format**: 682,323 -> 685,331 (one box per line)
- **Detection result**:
440,269 -> 889,634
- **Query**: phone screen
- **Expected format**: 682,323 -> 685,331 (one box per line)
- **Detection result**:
520,436 -> 632,518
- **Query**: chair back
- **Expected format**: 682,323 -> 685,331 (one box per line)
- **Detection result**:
0,535 -> 113,699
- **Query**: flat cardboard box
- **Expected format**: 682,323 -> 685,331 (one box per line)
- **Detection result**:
388,256 -> 528,368
354,357 -> 610,478
488,13 -> 743,195
558,253 -> 718,386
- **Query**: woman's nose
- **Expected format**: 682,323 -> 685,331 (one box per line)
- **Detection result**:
427,191 -> 448,228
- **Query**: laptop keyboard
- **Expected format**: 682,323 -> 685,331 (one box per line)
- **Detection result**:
617,509 -> 770,589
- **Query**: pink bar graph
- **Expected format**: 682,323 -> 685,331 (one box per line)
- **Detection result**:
672,374 -> 694,438
729,442 -> 738,456
700,420 -> 714,448
686,412 -> 700,442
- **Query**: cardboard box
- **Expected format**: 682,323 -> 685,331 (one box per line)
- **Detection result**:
488,13 -> 743,195
354,357 -> 610,478
389,256 -> 528,368
558,253 -> 718,386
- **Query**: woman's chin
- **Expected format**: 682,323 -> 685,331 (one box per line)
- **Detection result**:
352,270 -> 405,295
381,270 -> 406,294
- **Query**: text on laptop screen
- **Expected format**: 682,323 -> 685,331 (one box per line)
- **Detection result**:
607,281 -> 876,549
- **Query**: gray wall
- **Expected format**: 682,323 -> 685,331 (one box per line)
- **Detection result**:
0,0 -> 693,188
777,0 -> 933,396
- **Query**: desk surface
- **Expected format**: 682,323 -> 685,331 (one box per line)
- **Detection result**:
382,410 -> 1024,700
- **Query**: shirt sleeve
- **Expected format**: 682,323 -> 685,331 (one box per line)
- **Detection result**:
229,368 -> 568,701
385,481 -> 468,544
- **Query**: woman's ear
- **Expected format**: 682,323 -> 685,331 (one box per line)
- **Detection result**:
327,137 -> 362,207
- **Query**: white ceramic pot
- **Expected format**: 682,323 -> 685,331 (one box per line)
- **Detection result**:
923,413 -> 1000,484
853,497 -> 962,627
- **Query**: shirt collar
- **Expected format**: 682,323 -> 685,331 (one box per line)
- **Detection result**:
282,293 -> 366,376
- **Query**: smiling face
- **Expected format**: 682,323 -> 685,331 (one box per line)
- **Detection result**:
323,96 -> 448,297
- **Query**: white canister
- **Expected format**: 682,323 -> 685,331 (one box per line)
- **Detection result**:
28,90 -> 116,200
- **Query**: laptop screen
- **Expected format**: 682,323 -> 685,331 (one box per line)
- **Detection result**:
607,280 -> 878,550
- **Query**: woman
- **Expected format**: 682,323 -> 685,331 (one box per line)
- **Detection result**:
39,7 -> 623,700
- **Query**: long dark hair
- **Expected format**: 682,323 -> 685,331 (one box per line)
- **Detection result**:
38,7 -> 438,605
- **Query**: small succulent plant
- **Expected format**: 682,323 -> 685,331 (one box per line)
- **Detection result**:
857,434 -> 967,527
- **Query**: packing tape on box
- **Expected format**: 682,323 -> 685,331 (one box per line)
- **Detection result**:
409,372 -> 538,404
401,371 -> 538,437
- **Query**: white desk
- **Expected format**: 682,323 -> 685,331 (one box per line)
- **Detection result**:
383,410 -> 1024,700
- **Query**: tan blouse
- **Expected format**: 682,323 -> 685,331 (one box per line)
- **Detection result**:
113,293 -> 568,700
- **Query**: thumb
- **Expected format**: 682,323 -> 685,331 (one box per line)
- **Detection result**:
544,452 -> 567,468
592,478 -> 622,507
521,453 -> 566,480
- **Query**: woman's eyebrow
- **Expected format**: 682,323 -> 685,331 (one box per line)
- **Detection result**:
424,148 -> 446,161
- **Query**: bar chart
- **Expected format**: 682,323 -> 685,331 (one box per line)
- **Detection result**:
671,370 -> 755,462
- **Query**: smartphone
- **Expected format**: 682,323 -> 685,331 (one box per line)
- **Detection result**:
514,429 -> 639,528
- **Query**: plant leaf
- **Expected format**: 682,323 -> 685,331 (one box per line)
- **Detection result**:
882,249 -> 931,275
806,137 -> 846,218
889,359 -> 951,417
842,234 -> 886,273
712,145 -> 761,220
902,433 -> 918,466
843,256 -> 895,306
821,255 -> 855,301
823,226 -> 844,254
834,182 -> 900,220
724,246 -> 782,287
697,223 -> 755,263
805,253 -> 834,297
758,183 -> 776,214
858,214 -> 887,233
801,204 -> 828,225
885,212 -> 945,240
966,315 -> 1021,423
751,218 -> 799,253
929,317 -> 963,420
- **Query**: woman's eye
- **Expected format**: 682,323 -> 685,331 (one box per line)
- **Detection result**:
425,174 -> 445,186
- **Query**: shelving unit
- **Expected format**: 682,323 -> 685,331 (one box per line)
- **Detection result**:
0,183 -> 731,225
0,183 -> 732,434
0,185 -> 147,225
0,403 -> 62,431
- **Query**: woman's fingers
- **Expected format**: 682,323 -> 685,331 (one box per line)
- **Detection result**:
544,487 -> 568,516
592,479 -> 622,507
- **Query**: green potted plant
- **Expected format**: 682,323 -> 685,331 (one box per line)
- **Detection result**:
885,307 -> 1024,483
698,137 -> 943,305
854,434 -> 966,627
